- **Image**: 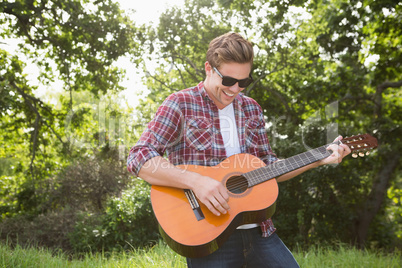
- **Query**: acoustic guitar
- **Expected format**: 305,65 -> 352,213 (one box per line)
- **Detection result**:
150,134 -> 378,258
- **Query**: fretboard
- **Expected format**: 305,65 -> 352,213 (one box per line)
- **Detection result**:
244,143 -> 335,187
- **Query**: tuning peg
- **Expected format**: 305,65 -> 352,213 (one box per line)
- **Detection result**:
359,152 -> 365,157
352,153 -> 358,158
366,151 -> 370,156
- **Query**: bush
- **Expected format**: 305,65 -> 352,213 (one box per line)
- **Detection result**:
69,179 -> 159,252
0,208 -> 77,251
67,211 -> 104,253
54,148 -> 131,212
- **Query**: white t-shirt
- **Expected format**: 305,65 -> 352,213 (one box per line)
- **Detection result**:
218,103 -> 241,157
219,103 -> 259,230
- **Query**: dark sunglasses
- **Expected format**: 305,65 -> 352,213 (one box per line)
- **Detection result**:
213,67 -> 253,88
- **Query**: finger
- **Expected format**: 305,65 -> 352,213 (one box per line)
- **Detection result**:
210,197 -> 228,215
326,144 -> 342,163
220,188 -> 230,201
326,144 -> 340,154
215,194 -> 230,212
203,200 -> 222,216
341,144 -> 351,155
337,144 -> 351,160
333,135 -> 343,142
332,151 -> 342,163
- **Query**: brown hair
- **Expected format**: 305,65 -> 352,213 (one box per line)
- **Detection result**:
206,32 -> 254,68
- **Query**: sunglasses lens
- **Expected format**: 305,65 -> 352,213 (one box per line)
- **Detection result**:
238,78 -> 252,88
222,78 -> 237,87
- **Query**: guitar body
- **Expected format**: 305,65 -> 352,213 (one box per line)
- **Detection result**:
151,153 -> 279,258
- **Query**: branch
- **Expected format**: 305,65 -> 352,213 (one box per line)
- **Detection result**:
374,80 -> 402,118
30,115 -> 40,181
10,82 -> 41,181
2,2 -> 61,47
339,93 -> 374,113
245,62 -> 283,96
173,60 -> 187,89
171,51 -> 204,79
377,80 -> 402,93
145,71 -> 177,92
11,82 -> 66,146
245,72 -> 267,96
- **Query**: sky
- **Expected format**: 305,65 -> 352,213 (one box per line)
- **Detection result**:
116,0 -> 184,25
114,0 -> 185,108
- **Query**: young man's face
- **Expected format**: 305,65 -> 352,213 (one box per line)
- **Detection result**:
204,61 -> 252,110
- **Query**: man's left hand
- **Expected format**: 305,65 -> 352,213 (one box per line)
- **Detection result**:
318,136 -> 351,166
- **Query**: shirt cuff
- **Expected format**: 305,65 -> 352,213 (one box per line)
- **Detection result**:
127,146 -> 161,176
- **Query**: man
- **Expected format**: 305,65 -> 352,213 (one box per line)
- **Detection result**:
127,32 -> 351,267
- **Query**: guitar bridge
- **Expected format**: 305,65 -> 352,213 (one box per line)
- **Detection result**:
184,189 -> 205,221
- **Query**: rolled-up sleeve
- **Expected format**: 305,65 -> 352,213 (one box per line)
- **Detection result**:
127,94 -> 183,176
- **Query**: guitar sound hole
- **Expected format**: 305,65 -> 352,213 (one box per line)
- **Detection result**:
226,176 -> 249,194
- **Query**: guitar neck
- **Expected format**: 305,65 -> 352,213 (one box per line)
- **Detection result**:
245,143 -> 335,187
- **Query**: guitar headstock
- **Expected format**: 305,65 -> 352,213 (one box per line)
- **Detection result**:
342,134 -> 378,158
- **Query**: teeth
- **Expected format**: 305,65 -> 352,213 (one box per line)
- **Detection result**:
223,90 -> 234,97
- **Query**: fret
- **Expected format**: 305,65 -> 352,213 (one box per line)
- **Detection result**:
246,143 -> 337,187
246,170 -> 258,186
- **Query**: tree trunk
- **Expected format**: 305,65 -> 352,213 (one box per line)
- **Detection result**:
354,80 -> 402,247
354,152 -> 400,248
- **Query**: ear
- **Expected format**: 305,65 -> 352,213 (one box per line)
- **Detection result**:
205,61 -> 212,76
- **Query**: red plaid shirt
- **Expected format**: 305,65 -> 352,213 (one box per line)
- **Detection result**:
127,81 -> 277,237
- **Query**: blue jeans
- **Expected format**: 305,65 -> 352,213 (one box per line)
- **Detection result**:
186,228 -> 300,268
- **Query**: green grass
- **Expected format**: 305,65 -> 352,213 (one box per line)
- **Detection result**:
0,241 -> 400,268
296,245 -> 401,268
0,241 -> 186,268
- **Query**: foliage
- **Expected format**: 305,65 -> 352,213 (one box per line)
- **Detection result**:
0,0 -> 139,217
101,179 -> 159,250
53,146 -> 131,212
0,0 -> 147,254
69,179 -> 159,253
0,178 -> 158,253
0,208 -> 77,251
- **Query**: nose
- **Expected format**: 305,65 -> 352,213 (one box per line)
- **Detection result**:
229,83 -> 241,92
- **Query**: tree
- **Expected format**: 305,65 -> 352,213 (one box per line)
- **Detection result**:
306,0 -> 401,248
136,0 -> 401,249
0,0 -> 139,216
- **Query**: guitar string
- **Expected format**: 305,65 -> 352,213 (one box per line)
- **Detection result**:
226,139 -> 369,192
226,157 -> 319,192
219,139 -> 368,195
226,147 -> 331,191
228,140 -> 370,192
246,141 -> 371,186
227,153 -> 325,191
247,151 -> 330,186
226,177 -> 248,193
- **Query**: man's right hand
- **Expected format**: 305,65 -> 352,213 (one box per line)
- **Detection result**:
191,175 -> 230,216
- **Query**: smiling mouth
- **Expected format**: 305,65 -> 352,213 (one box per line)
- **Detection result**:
222,90 -> 235,97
